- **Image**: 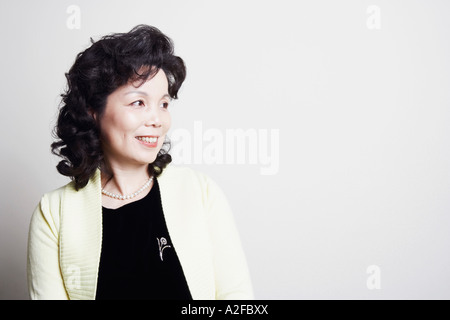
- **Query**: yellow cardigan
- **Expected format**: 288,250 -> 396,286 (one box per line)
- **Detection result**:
27,165 -> 253,300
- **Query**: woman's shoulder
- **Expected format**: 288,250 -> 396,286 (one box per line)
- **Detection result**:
37,174 -> 94,217
41,169 -> 100,201
31,183 -> 72,232
39,182 -> 72,204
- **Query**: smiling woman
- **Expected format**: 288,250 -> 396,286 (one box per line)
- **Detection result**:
27,25 -> 253,300
50,26 -> 184,192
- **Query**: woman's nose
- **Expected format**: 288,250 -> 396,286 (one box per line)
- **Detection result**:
144,105 -> 162,127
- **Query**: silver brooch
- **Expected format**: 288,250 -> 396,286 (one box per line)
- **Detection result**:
157,237 -> 171,261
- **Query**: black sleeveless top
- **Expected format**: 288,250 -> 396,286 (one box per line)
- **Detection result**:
95,179 -> 192,300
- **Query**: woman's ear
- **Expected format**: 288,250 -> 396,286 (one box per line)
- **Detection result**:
88,108 -> 98,122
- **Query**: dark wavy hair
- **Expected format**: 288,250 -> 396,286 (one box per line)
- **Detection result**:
51,25 -> 186,190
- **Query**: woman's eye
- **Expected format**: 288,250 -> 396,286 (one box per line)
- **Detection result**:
131,100 -> 145,107
161,102 -> 170,109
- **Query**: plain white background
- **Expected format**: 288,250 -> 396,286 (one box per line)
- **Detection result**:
1,0 -> 449,299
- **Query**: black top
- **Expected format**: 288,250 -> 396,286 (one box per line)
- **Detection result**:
95,179 -> 192,300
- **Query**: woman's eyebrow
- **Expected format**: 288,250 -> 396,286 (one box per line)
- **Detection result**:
124,90 -> 148,96
124,91 -> 171,100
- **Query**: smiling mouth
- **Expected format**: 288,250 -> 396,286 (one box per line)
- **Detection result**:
136,136 -> 159,147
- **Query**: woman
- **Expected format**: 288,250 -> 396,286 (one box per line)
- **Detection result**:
27,25 -> 253,300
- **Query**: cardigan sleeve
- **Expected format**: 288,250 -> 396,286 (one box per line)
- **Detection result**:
27,193 -> 69,300
202,175 -> 254,300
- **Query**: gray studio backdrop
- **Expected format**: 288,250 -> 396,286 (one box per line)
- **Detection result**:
1,0 -> 450,299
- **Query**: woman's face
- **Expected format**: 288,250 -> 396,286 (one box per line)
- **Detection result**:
97,69 -> 172,170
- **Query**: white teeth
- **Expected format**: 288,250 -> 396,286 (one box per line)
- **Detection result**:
137,136 -> 158,143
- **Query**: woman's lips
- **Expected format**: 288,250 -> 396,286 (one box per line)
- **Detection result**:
136,136 -> 159,148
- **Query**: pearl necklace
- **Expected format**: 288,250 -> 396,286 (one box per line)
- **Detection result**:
101,176 -> 153,200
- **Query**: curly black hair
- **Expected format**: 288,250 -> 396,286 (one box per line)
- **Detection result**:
51,25 -> 186,190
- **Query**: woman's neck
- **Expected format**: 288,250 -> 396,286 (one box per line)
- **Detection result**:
100,162 -> 153,209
